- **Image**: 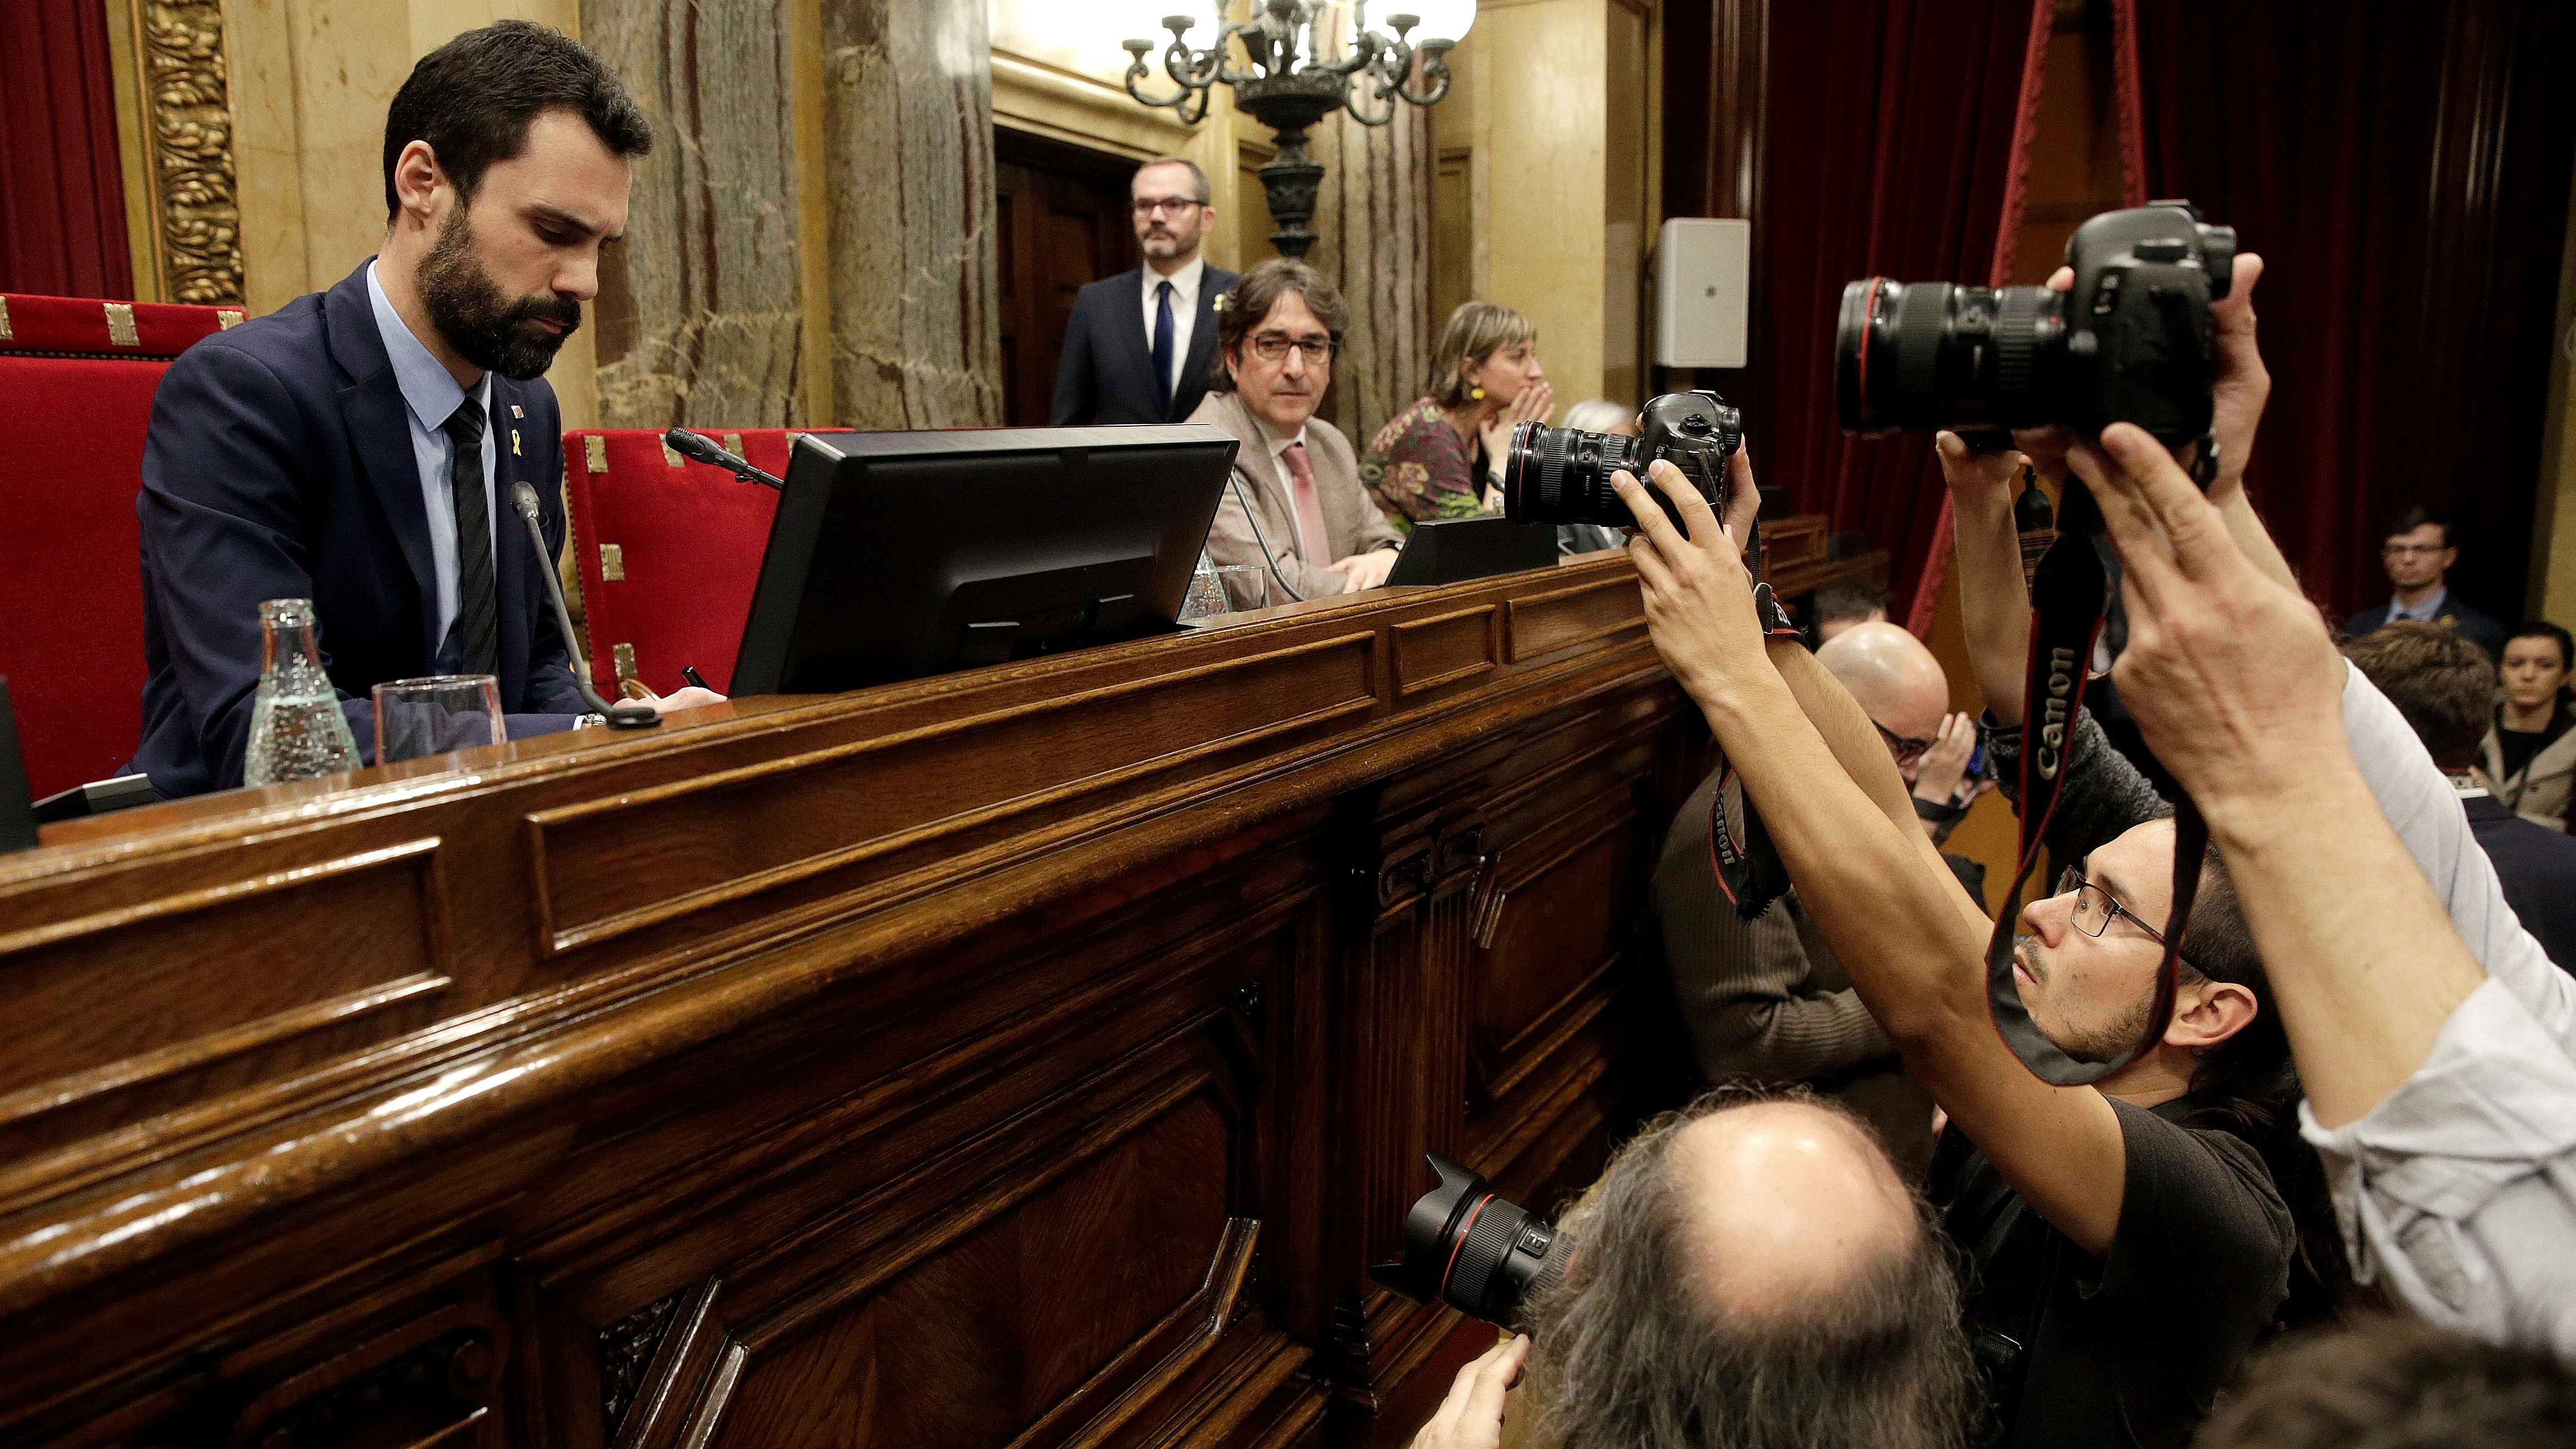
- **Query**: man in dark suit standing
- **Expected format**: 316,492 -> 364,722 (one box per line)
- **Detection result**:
129,21 -> 721,798
2341,505 -> 2509,657
1050,155 -> 1240,426
2344,621 -> 2576,971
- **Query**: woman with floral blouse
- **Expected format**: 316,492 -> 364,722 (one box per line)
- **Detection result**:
1360,301 -> 1554,528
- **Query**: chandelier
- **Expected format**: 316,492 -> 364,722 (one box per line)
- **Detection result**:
1122,1 -> 1472,259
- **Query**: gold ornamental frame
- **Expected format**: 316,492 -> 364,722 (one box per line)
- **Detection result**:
101,0 -> 244,306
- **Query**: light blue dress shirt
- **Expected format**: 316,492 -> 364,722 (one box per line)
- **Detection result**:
365,260 -> 497,655
2387,585 -> 2450,625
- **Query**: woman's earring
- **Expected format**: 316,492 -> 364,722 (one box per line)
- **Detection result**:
1470,386 -> 1486,401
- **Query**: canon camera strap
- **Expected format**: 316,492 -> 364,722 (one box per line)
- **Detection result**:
1982,475 -> 2207,1086
1700,521 -> 1802,921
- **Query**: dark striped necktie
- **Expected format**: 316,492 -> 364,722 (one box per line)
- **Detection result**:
441,393 -> 499,676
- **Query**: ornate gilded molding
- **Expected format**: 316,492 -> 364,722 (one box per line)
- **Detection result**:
130,2 -> 244,307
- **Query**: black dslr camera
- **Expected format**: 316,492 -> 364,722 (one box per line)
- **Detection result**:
1502,390 -> 1742,531
1370,1154 -> 1573,1328
1836,201 -> 2236,448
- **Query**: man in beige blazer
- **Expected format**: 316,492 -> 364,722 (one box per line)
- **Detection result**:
1185,258 -> 1401,608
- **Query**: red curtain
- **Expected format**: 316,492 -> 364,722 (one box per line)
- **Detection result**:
2129,0 -> 2576,623
1747,0 -> 2050,627
0,0 -> 134,299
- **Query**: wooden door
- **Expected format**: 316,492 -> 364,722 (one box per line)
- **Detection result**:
995,132 -> 1141,426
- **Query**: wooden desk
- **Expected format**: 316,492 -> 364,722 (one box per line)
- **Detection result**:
0,554 -> 1714,1449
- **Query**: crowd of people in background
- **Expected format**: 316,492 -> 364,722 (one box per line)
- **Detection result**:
1047,150 -> 2576,1449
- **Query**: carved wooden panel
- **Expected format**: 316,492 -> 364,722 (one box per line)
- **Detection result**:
1388,606 -> 1499,700
0,562 -> 1696,1449
524,631 -> 1377,955
0,837 -> 453,1163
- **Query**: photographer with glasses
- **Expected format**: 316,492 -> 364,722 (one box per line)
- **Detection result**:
1609,256 -> 2339,1449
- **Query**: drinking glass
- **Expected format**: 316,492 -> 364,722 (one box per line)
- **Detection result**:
372,675 -> 505,766
1179,565 -> 1272,622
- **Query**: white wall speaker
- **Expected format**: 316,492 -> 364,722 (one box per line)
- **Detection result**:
1655,218 -> 1751,370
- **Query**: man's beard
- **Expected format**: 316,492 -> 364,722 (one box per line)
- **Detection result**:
2060,987 -> 2154,1065
417,207 -> 582,382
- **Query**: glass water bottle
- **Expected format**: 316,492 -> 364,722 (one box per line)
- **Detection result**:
242,598 -> 362,786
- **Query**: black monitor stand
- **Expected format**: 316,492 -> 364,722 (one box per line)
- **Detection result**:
0,679 -> 38,853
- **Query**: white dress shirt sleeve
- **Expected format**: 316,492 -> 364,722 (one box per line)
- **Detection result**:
2297,666 -> 2576,1348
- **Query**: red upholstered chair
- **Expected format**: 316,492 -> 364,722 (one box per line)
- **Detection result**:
0,292 -> 242,799
563,429 -> 851,696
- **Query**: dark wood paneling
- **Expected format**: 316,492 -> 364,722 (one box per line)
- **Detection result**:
0,556 -> 1710,1449
994,131 -> 1141,426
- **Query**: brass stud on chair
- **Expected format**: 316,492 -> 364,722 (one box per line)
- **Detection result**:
585,435 -> 609,473
601,543 -> 625,581
612,642 -> 638,689
216,309 -> 244,330
103,302 -> 140,347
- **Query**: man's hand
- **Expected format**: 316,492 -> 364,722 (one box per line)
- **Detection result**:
1329,547 -> 1400,593
2065,422 -> 2339,824
1410,1334 -> 1529,1449
1911,711 -> 1982,806
644,685 -> 726,715
1613,448 -> 1768,713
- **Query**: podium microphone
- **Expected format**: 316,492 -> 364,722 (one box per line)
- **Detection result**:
665,428 -> 785,490
511,482 -> 658,730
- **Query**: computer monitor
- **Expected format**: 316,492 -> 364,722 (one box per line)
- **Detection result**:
731,425 -> 1237,694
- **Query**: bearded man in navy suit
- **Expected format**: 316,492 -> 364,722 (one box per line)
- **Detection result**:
129,21 -> 721,798
1050,155 -> 1241,426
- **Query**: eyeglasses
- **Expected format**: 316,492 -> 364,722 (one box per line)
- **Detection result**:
2381,543 -> 2448,558
2053,866 -> 2193,969
1247,333 -> 1335,365
1132,196 -> 1207,216
1874,719 -> 1934,767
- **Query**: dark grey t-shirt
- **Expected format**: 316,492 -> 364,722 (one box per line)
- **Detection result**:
1931,1097 -> 2294,1449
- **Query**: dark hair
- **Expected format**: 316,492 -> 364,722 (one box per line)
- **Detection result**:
2172,843 -> 2350,1326
2381,504 -> 2453,549
383,21 -> 652,222
1524,1091 -> 1974,1449
2198,1315 -> 2576,1449
2340,621 -> 2499,770
1208,258 -> 1347,394
1133,155 -> 1210,203
2507,620 -> 2575,676
1812,582 -> 1890,626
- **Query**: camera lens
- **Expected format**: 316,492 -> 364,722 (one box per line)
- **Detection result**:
1836,278 -> 2064,436
1504,422 -> 1640,526
1370,1154 -> 1575,1328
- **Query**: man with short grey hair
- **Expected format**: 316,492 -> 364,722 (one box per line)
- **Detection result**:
1050,154 -> 1241,425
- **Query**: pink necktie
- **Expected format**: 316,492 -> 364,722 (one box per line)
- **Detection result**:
1280,441 -> 1333,567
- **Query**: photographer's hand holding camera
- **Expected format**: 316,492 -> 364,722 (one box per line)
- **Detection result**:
1618,209 -> 2338,1449
1925,242 -> 2576,1349
2061,416 -> 2576,1350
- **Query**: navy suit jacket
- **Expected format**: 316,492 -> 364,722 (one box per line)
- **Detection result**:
2465,794 -> 2576,973
2344,594 -> 2508,658
1050,263 -> 1238,425
130,260 -> 587,798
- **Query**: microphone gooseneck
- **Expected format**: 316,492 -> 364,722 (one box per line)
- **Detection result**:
665,428 -> 786,490
513,482 -> 659,730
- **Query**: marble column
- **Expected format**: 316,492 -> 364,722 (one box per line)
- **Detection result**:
818,0 -> 1002,430
1306,98 -> 1436,453
586,0 -> 807,427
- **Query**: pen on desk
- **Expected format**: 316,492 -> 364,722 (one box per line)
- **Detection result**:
681,665 -> 709,690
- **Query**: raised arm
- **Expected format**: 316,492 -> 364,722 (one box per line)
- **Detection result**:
1616,460 -> 2130,1256
1935,436 -> 2035,723
2071,427 -> 2484,1127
